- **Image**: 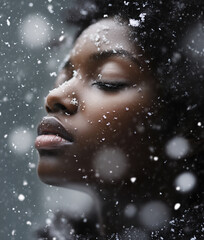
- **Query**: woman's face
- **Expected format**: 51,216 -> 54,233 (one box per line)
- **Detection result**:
35,18 -> 156,187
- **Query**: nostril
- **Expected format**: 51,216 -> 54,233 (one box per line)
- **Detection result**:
51,103 -> 68,113
46,106 -> 52,113
46,103 -> 72,115
54,103 -> 67,112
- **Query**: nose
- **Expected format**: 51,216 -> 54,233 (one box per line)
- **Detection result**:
45,80 -> 79,116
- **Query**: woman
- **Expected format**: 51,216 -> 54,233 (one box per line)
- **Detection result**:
35,0 -> 203,239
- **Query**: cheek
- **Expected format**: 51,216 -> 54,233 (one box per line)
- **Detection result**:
88,87 -> 151,120
80,89 -> 152,142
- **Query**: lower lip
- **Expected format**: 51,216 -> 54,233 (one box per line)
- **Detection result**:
35,135 -> 73,150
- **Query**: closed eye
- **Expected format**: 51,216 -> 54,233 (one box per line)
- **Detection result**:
92,81 -> 128,91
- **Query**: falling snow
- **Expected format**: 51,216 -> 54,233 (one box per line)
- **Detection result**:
130,177 -> 136,183
18,194 -> 25,201
174,203 -> 181,210
0,1 -> 203,239
129,19 -> 140,27
48,5 -> 54,14
6,18 -> 10,26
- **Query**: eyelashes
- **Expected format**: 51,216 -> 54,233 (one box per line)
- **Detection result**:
92,81 -> 129,91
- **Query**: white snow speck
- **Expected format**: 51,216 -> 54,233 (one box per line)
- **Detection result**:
139,13 -> 146,22
124,1 -> 129,6
70,98 -> 78,106
23,180 -> 28,186
28,162 -> 36,169
5,42 -> 11,47
59,35 -> 65,42
50,72 -> 57,77
130,177 -> 136,183
190,236 -> 197,240
176,186 -> 181,191
174,203 -> 181,210
47,4 -> 54,14
18,194 -> 25,201
129,19 -> 140,27
197,122 -> 202,127
7,18 -> 10,26
73,70 -> 78,78
26,221 -> 32,226
153,156 -> 159,161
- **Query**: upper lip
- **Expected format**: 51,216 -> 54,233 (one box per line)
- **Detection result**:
37,116 -> 74,142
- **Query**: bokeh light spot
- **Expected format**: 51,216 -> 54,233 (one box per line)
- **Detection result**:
139,201 -> 170,230
174,172 -> 197,193
165,136 -> 190,159
19,14 -> 52,49
9,127 -> 33,154
93,147 -> 128,181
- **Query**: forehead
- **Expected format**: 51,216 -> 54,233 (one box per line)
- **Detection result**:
71,18 -> 138,59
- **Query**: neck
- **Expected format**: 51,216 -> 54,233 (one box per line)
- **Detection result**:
92,174 -> 162,237
93,182 -> 140,237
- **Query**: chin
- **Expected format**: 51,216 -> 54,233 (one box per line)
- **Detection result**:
37,160 -> 64,186
37,157 -> 90,188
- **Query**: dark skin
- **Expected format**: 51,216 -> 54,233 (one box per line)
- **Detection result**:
35,18 -> 159,236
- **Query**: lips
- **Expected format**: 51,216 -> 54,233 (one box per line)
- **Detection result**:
35,117 -> 74,150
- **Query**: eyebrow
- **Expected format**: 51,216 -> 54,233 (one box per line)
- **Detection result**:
61,49 -> 142,71
90,49 -> 142,68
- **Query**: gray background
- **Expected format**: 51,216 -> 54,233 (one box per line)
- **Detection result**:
0,0 -> 84,239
